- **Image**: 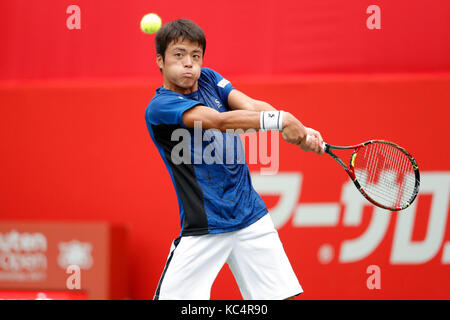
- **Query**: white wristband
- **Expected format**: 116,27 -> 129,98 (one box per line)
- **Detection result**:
260,111 -> 284,131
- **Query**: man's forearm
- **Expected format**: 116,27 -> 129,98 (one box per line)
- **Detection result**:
218,109 -> 303,136
184,104 -> 305,140
217,110 -> 261,131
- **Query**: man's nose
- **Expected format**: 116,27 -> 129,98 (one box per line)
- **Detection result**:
184,56 -> 193,67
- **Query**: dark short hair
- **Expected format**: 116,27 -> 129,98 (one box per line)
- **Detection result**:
155,19 -> 206,60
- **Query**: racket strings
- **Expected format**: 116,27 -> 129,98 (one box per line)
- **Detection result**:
360,147 -> 415,207
353,143 -> 416,209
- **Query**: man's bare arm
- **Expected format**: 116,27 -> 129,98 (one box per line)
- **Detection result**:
182,103 -> 323,154
182,105 -> 261,131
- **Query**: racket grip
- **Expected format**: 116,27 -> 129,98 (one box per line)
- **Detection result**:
305,134 -> 327,152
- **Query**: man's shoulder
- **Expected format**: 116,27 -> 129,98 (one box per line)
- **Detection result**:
149,87 -> 184,108
146,86 -> 202,125
146,88 -> 174,119
200,68 -> 231,89
152,86 -> 182,99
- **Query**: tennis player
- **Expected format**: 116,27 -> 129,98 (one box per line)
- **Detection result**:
145,19 -> 324,300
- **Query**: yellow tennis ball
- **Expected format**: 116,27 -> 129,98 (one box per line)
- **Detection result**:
140,13 -> 162,34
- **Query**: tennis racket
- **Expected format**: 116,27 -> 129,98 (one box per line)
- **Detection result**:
312,136 -> 420,211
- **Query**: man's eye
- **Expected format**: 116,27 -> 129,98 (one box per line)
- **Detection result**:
193,55 -> 200,59
175,53 -> 182,57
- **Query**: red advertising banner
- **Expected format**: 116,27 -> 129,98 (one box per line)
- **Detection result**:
0,223 -> 128,300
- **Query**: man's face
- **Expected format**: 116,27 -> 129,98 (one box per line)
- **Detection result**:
157,38 -> 203,94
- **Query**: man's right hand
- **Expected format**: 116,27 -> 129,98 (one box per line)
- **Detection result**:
281,112 -> 307,145
281,113 -> 324,155
299,131 -> 324,155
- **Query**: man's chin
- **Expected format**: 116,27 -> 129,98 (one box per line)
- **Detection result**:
178,79 -> 197,89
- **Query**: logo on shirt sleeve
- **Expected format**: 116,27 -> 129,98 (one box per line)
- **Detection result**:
217,78 -> 230,88
214,99 -> 223,109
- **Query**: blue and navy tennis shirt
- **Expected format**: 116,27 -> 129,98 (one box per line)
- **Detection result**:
145,68 -> 268,236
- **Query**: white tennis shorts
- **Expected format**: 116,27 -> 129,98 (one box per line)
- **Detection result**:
154,214 -> 303,300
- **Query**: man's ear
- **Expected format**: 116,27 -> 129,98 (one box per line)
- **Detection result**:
156,54 -> 164,70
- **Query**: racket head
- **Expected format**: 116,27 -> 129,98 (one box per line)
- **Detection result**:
348,140 -> 420,211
